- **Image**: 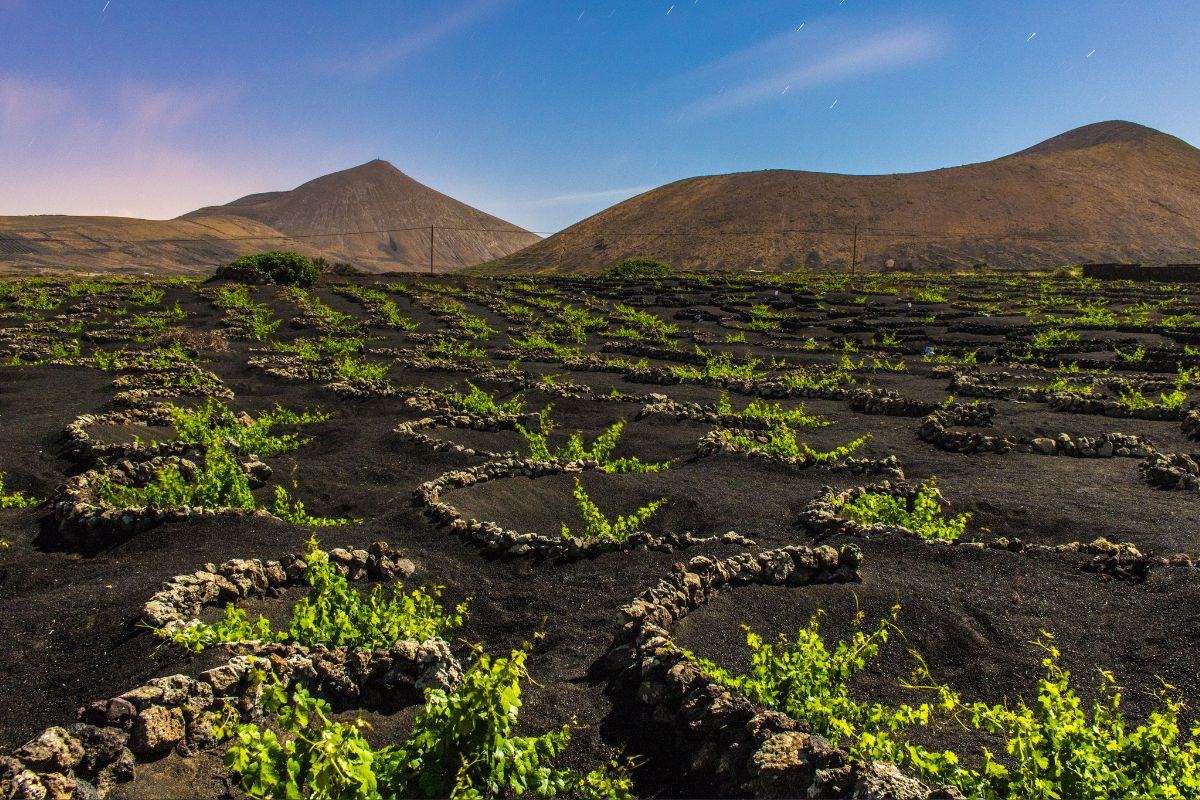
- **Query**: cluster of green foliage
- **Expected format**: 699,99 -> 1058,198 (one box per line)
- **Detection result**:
746,304 -> 785,332
227,251 -> 322,288
165,539 -> 461,651
217,642 -> 632,800
718,425 -> 869,463
1118,386 -> 1188,411
561,477 -> 666,542
99,442 -> 255,511
833,478 -> 969,541
684,606 -> 931,752
602,258 -> 673,280
1114,344 -> 1147,363
904,634 -> 1200,799
128,282 -> 165,307
430,298 -> 495,340
337,285 -> 419,330
99,441 -> 349,524
670,346 -> 764,382
875,330 -> 902,347
909,286 -> 949,303
272,335 -> 363,363
509,331 -> 581,360
686,610 -> 1200,799
334,353 -> 390,383
779,365 -> 855,392
13,283 -> 59,311
213,284 -> 281,341
421,338 -> 487,363
0,472 -> 39,509
120,340 -> 197,370
128,303 -> 186,340
714,393 -> 829,428
287,287 -> 360,334
517,412 -> 668,473
436,382 -> 523,416
169,398 -> 329,456
546,304 -> 608,345
609,304 -> 679,343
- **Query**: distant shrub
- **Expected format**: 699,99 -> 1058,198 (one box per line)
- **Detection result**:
602,258 -> 673,280
223,251 -> 320,287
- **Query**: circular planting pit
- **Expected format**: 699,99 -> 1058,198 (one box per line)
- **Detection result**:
417,457 -> 747,559
52,447 -> 273,543
606,536 -> 1200,798
0,541 -> 466,799
799,478 -> 1196,581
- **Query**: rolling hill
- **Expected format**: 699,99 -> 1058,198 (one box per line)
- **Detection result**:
0,160 -> 539,275
478,121 -> 1200,274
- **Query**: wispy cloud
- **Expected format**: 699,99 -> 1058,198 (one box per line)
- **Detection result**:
676,22 -> 946,118
334,0 -> 510,79
0,74 -> 302,218
114,83 -> 231,137
0,75 -> 73,130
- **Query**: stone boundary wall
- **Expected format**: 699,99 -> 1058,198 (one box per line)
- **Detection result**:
601,545 -> 965,798
415,457 -> 747,559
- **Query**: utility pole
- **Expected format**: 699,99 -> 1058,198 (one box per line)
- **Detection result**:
429,225 -> 435,276
850,224 -> 859,276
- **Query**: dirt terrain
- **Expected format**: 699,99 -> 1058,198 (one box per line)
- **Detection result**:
1,269 -> 1199,797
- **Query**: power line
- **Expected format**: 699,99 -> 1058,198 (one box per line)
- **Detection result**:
1,223 -> 1194,252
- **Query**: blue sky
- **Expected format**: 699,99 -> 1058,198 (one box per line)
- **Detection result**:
1,1 -> 1196,231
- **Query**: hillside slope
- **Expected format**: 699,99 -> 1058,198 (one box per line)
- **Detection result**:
478,121 -> 1200,274
185,160 -> 540,272
0,214 -> 335,275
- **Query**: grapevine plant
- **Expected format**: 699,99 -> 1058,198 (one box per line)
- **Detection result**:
686,610 -> 1200,799
517,411 -> 669,474
0,472 -> 39,509
98,443 -> 255,511
436,382 -> 524,416
717,425 -> 869,464
714,392 -> 829,428
833,478 -> 970,541
97,443 -> 355,525
561,478 -> 666,542
216,642 -> 632,799
164,539 -> 466,652
169,398 -> 330,456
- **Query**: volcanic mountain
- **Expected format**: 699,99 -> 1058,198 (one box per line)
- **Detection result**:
185,160 -> 540,272
0,160 -> 539,275
478,121 -> 1200,274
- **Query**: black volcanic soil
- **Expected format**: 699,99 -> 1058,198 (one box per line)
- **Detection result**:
2,272 -> 1200,798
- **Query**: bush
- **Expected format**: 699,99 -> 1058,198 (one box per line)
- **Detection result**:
223,251 -> 321,287
602,258 -> 673,280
